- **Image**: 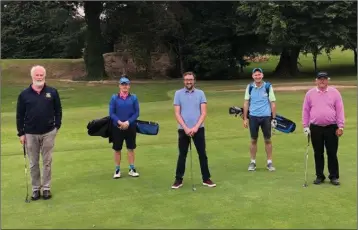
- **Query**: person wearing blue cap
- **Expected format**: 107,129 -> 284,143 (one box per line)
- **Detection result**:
242,68 -> 277,172
109,76 -> 140,179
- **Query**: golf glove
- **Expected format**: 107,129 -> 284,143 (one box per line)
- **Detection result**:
303,127 -> 310,136
271,118 -> 277,128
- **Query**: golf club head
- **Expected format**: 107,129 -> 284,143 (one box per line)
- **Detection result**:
192,187 -> 196,191
303,183 -> 308,188
228,106 -> 243,117
25,198 -> 30,203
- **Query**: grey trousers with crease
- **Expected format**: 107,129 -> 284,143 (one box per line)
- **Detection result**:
25,128 -> 57,192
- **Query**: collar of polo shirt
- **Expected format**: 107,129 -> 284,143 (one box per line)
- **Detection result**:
316,87 -> 328,93
184,87 -> 195,93
30,83 -> 47,93
253,81 -> 265,88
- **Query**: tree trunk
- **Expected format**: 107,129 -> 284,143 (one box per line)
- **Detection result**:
145,48 -> 152,79
178,40 -> 184,75
354,48 -> 357,67
122,50 -> 129,76
313,54 -> 317,73
273,47 -> 301,77
83,1 -> 107,80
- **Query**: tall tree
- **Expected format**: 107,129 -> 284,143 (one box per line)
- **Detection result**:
161,1 -> 193,76
339,1 -> 357,67
1,1 -> 84,59
236,1 -> 356,77
83,1 -> 107,80
168,1 -> 246,80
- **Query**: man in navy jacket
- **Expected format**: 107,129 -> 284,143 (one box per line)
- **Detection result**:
109,76 -> 140,179
16,65 -> 62,200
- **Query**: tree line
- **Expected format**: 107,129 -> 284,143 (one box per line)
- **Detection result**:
1,1 -> 357,80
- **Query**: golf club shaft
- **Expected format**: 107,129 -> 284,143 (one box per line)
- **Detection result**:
303,134 -> 310,186
23,144 -> 30,202
189,136 -> 195,190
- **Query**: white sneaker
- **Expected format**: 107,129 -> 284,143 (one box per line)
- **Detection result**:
113,169 -> 121,179
267,163 -> 276,172
128,168 -> 139,177
248,162 -> 256,171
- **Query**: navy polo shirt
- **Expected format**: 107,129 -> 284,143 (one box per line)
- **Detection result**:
16,84 -> 62,136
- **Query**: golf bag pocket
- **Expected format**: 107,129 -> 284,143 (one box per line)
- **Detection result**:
136,120 -> 159,135
275,115 -> 296,133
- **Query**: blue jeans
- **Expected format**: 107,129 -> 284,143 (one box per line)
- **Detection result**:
249,116 -> 272,140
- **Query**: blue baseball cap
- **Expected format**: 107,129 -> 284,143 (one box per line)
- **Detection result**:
119,76 -> 130,84
252,68 -> 263,74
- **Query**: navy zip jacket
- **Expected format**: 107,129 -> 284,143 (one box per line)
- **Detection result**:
109,93 -> 139,127
16,84 -> 62,136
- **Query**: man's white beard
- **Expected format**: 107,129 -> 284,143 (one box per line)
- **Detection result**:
33,80 -> 45,87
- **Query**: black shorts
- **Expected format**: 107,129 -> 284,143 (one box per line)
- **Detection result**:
112,124 -> 137,151
249,116 -> 272,140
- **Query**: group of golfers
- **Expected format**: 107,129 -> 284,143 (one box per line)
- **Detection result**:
16,65 -> 345,201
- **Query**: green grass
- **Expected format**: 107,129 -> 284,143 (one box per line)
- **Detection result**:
252,47 -> 356,78
1,49 -> 357,229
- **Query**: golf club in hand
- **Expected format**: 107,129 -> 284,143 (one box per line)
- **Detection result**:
23,144 -> 30,203
303,134 -> 310,188
189,137 -> 196,191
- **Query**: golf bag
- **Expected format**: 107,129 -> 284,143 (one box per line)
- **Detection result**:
135,120 -> 159,135
228,106 -> 296,134
87,117 -> 160,143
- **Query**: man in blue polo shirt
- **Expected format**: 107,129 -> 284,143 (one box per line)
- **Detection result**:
109,76 -> 140,179
16,65 -> 62,201
243,68 -> 277,172
171,71 -> 216,189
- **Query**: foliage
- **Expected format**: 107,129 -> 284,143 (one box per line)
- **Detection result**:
236,1 -> 357,76
1,1 -> 85,59
1,1 -> 356,79
83,1 -> 107,80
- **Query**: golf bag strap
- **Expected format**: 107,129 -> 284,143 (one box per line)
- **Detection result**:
248,82 -> 272,115
248,81 -> 271,96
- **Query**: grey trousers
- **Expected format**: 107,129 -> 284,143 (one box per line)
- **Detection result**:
25,128 -> 57,192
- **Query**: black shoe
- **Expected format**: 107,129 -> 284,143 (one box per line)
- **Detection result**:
313,177 -> 325,185
31,190 -> 41,201
330,178 -> 340,186
171,179 -> 183,189
43,190 -> 52,200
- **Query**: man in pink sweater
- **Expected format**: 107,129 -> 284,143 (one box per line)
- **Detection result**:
302,71 -> 345,186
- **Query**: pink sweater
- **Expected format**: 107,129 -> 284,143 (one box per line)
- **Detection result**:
302,86 -> 345,128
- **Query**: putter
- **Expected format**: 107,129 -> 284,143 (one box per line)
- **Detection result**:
303,134 -> 310,188
23,144 -> 30,203
189,137 -> 196,191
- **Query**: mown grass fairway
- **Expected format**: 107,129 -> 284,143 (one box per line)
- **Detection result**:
1,50 -> 357,229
